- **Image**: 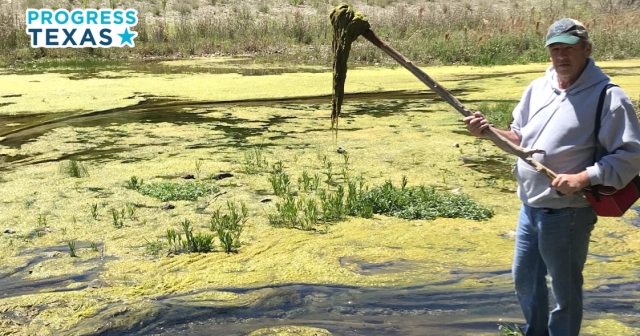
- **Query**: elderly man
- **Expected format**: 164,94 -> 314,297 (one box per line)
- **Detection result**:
464,18 -> 640,336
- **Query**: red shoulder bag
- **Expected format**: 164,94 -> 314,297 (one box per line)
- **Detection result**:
583,83 -> 640,217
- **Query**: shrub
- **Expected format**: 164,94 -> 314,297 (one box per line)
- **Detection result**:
268,161 -> 291,196
355,178 -> 494,221
268,175 -> 494,231
209,200 -> 247,253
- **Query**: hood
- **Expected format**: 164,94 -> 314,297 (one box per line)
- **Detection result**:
545,57 -> 610,94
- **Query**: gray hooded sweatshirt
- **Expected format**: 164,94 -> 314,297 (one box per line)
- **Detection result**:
510,57 -> 640,209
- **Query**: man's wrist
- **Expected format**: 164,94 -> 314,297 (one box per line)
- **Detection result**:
578,170 -> 591,189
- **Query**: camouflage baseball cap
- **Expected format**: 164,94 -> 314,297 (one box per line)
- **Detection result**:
545,18 -> 589,47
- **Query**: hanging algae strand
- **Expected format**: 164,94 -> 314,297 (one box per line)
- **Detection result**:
329,3 -> 370,129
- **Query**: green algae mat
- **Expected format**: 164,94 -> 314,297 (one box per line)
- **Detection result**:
1,58 -> 640,335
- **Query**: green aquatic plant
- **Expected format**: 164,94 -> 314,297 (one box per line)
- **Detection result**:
24,199 -> 36,209
300,196 -> 318,230
311,173 -> 320,191
195,159 -> 203,179
166,228 -> 183,254
345,177 -> 373,218
242,146 -> 268,174
60,159 -> 89,178
341,152 -> 350,180
268,173 -> 493,230
165,218 -> 229,254
269,184 -> 354,231
268,161 -> 291,196
90,203 -> 99,220
125,176 -> 143,190
323,161 -> 334,186
68,241 -> 77,257
144,238 -> 165,257
33,214 -> 48,237
37,214 -> 47,228
111,208 -> 123,228
298,170 -> 313,192
319,185 -> 345,222
498,322 -> 524,336
125,203 -> 136,220
356,179 -> 494,221
210,200 -> 247,253
181,219 -> 215,253
268,193 -> 300,229
137,182 -> 219,202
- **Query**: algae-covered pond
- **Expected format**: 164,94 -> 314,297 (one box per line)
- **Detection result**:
1,58 -> 640,335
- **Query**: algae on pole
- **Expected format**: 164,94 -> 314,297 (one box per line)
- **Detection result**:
329,3 -> 370,129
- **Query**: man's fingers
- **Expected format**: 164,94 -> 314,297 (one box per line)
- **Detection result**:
463,114 -> 489,137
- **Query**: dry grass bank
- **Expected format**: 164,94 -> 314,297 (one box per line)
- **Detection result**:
1,0 -> 640,67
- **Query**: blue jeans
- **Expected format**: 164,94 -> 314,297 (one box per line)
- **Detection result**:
512,204 -> 597,336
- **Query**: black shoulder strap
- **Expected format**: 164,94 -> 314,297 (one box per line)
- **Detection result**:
593,83 -> 619,163
590,83 -> 618,197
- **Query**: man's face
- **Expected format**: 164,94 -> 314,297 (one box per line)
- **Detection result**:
548,41 -> 591,79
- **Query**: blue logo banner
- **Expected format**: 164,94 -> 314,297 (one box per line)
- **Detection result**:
25,8 -> 139,48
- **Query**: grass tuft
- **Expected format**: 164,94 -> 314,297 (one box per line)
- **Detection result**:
60,160 -> 89,178
90,203 -> 99,220
144,238 -> 164,257
209,200 -> 247,254
67,241 -> 77,257
268,161 -> 291,196
125,176 -> 143,189
164,219 -> 216,254
243,147 -> 268,174
181,219 -> 215,253
111,208 -> 124,228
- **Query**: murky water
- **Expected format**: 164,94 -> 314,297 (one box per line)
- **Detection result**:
459,155 -> 516,182
0,89 -> 471,171
66,283 -> 525,336
3,59 -> 331,79
3,261 -> 637,336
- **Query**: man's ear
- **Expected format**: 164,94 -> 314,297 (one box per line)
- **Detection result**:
584,40 -> 593,56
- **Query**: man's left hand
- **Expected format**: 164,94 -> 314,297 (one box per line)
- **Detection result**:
551,171 -> 591,195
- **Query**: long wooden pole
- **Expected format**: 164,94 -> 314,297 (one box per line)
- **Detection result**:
360,29 -> 558,181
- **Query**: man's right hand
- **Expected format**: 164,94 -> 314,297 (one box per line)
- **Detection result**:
463,111 -> 491,138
